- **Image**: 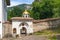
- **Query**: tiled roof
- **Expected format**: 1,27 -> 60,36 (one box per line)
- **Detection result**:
11,17 -> 33,20
33,18 -> 60,23
3,21 -> 11,24
11,17 -> 60,22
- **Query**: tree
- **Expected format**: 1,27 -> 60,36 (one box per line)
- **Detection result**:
30,0 -> 55,19
7,6 -> 24,20
30,1 -> 41,20
53,0 -> 60,18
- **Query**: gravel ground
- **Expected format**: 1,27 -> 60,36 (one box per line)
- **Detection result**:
1,35 -> 48,40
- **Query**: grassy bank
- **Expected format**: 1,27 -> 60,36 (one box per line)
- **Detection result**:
34,26 -> 60,35
34,26 -> 60,40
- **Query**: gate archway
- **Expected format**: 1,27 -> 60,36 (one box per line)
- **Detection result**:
20,27 -> 27,35
19,22 -> 29,36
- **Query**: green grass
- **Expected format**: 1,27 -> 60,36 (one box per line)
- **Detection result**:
48,35 -> 57,40
34,26 -> 60,40
34,30 -> 57,40
34,26 -> 60,35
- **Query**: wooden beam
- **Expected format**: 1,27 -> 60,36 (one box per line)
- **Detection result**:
6,0 -> 10,5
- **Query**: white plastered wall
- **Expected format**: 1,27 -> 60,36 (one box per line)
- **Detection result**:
12,20 -> 33,36
0,0 -> 7,38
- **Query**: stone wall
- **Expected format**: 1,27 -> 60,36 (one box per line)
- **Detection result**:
33,22 -> 49,32
48,19 -> 60,28
3,21 -> 12,38
33,18 -> 60,32
2,18 -> 60,36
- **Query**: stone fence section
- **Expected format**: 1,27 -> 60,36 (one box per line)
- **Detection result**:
3,21 -> 12,38
33,18 -> 60,32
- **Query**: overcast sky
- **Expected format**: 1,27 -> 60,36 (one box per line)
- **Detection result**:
9,0 -> 34,7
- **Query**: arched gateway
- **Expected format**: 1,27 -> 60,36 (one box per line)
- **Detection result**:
12,10 -> 33,37
20,27 -> 27,35
19,22 -> 28,36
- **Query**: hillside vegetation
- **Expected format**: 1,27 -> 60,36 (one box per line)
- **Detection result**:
7,4 -> 31,20
7,0 -> 60,20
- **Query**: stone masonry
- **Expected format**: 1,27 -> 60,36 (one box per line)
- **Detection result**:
3,18 -> 60,37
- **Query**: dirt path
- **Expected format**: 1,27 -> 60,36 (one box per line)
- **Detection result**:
20,35 -> 48,40
1,35 -> 48,40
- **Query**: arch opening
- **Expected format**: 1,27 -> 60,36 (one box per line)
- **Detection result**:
13,28 -> 16,34
20,27 -> 27,36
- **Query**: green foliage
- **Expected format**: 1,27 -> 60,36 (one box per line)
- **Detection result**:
30,0 -> 55,19
7,6 -> 24,20
7,4 -> 31,20
53,0 -> 60,18
7,0 -> 60,20
29,0 -> 60,19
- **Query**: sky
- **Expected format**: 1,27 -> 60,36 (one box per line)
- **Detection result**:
9,0 -> 34,7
